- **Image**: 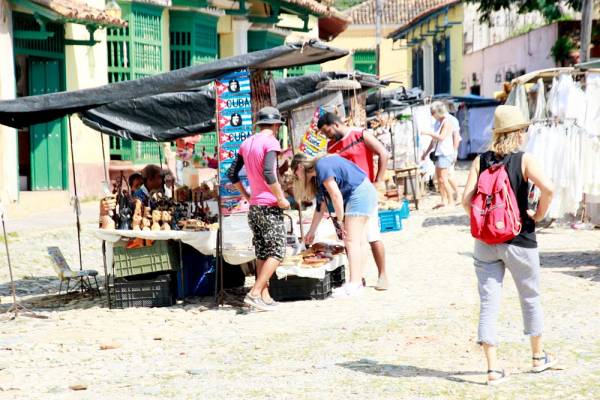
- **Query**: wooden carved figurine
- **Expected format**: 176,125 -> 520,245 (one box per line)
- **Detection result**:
142,206 -> 152,231
161,211 -> 172,231
132,199 -> 142,231
151,210 -> 162,231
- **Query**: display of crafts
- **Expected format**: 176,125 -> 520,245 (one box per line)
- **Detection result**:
281,242 -> 346,268
101,175 -> 218,232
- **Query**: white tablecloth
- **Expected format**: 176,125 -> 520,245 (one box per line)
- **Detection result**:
93,214 -> 256,269
94,211 -> 346,278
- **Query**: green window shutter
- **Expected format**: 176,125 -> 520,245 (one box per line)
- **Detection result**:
107,3 -> 132,83
193,13 -> 218,65
248,31 -> 285,77
131,4 -> 163,79
13,12 -> 65,59
169,11 -> 193,70
353,50 -> 376,74
286,64 -> 321,77
170,11 -> 218,70
248,31 -> 285,52
106,2 -> 165,163
195,133 -> 217,154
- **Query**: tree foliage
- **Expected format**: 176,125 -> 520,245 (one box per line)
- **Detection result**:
334,0 -> 364,11
465,0 -> 583,23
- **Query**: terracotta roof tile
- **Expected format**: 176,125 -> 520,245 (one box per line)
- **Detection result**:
346,0 -> 455,26
283,0 -> 348,20
30,0 -> 127,27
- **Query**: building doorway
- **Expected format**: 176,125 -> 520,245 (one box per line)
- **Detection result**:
13,12 -> 67,191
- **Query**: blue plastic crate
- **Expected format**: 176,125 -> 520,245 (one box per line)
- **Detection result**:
400,199 -> 410,219
378,209 -> 403,232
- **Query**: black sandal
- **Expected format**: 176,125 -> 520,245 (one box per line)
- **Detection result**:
487,369 -> 508,385
532,350 -> 558,373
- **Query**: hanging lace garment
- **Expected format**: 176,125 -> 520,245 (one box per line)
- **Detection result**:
546,73 -> 586,125
584,73 -> 600,136
532,78 -> 547,120
507,83 -> 530,120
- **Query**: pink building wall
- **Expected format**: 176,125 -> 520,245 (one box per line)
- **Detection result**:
463,23 -> 558,97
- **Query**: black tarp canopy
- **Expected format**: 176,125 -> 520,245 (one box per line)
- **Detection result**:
80,71 -> 384,141
0,40 -> 348,141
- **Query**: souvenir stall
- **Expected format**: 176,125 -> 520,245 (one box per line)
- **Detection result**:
367,104 -> 420,209
0,41 -> 356,307
509,67 -> 600,225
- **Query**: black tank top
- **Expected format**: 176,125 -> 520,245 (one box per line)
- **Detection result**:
480,151 -> 537,248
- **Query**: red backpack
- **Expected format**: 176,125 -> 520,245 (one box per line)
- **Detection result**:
470,160 -> 522,244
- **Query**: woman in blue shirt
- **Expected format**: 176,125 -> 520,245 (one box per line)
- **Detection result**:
291,154 -> 377,298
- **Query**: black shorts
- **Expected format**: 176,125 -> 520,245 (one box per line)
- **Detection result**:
247,205 -> 286,261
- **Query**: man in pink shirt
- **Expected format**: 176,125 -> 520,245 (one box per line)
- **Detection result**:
227,107 -> 290,311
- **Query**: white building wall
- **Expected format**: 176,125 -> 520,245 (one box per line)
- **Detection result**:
463,24 -> 558,97
0,0 -> 18,204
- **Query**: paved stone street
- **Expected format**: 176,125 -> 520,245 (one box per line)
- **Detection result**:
1,170 -> 599,399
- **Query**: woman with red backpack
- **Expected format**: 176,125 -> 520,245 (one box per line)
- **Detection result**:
462,105 -> 558,385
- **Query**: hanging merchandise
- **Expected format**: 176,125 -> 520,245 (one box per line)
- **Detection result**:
545,73 -> 586,126
350,92 -> 367,127
584,73 -> 600,136
506,83 -> 530,120
250,70 -> 274,122
371,111 -> 416,170
525,71 -> 600,221
298,107 -> 327,156
216,69 -> 253,216
532,78 -> 547,120
412,104 -> 435,181
290,91 -> 345,156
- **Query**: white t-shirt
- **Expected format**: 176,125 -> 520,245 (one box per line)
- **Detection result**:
433,117 -> 455,157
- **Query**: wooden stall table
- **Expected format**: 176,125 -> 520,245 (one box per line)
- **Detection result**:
391,166 -> 422,210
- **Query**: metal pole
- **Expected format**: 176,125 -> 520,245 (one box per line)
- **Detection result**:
100,133 -> 109,183
1,213 -> 18,310
68,116 -> 84,273
580,0 -> 593,63
375,0 -> 383,77
1,205 -> 46,319
287,114 -> 304,240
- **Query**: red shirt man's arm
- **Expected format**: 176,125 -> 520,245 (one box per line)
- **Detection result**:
362,132 -> 389,184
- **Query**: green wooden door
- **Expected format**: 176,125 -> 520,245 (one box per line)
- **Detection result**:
28,59 -> 65,190
353,50 -> 376,74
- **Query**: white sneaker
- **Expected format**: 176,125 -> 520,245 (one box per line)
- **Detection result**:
332,283 -> 363,298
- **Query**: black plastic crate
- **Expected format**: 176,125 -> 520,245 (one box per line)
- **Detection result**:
109,273 -> 173,309
329,266 -> 346,288
269,273 -> 331,301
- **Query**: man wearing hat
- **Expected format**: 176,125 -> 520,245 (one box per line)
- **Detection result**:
227,106 -> 289,311
462,105 -> 557,385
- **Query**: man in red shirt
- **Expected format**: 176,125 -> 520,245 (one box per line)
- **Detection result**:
318,112 -> 390,290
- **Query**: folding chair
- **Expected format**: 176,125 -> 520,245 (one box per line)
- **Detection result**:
47,247 -> 101,298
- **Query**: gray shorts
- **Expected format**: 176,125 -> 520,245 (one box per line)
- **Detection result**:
473,240 -> 543,346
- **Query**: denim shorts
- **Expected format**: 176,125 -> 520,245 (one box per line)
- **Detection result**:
345,178 -> 377,217
435,154 -> 454,169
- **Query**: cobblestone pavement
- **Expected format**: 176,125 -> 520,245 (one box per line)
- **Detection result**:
0,176 -> 599,399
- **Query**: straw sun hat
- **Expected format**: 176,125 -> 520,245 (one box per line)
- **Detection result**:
492,105 -> 530,134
